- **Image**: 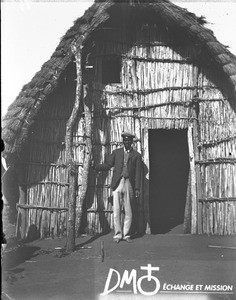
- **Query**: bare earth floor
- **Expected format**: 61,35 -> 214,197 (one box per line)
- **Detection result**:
2,227 -> 236,300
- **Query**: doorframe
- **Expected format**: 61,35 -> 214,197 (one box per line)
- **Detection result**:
148,128 -> 191,234
187,123 -> 197,234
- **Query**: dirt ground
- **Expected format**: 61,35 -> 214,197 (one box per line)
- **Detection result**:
2,224 -> 236,300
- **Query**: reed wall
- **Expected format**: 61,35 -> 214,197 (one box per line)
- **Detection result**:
19,20 -> 236,238
87,22 -> 236,235
17,66 -> 76,238
196,71 -> 236,234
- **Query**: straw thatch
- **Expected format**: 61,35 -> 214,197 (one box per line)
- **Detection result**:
2,0 -> 236,155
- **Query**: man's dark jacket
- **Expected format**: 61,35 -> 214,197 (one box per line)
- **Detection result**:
95,147 -> 142,191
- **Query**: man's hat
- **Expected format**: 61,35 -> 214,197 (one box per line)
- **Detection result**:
121,131 -> 135,139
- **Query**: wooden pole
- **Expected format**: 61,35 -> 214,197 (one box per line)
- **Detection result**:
188,123 -> 197,234
183,172 -> 191,233
142,127 -> 151,234
76,82 -> 93,235
66,45 -> 83,253
14,159 -> 27,239
192,102 -> 201,234
17,185 -> 27,239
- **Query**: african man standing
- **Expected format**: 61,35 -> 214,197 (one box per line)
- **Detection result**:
95,131 -> 142,243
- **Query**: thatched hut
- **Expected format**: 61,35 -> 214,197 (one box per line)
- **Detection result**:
2,0 -> 236,240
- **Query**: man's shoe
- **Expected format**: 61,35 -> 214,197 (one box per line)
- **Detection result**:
124,238 -> 133,243
113,238 -> 121,243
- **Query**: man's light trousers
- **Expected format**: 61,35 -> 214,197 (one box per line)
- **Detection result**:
113,177 -> 133,240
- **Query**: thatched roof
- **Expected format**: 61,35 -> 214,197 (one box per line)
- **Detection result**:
2,0 -> 236,155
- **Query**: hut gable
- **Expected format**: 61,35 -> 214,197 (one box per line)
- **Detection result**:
2,0 -> 236,239
2,0 -> 236,155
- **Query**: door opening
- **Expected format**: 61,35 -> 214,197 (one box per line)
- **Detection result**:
149,129 -> 189,234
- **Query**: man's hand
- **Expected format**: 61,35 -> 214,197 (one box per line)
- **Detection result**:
135,189 -> 140,198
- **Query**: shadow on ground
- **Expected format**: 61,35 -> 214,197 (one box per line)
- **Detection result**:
75,232 -> 109,250
3,244 -> 41,271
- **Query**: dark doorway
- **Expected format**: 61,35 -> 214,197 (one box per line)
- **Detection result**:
149,129 -> 189,234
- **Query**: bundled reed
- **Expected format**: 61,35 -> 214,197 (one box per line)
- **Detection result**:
86,22 -> 201,234
195,63 -> 236,234
15,10 -> 236,238
16,67 -> 76,239
79,20 -> 236,235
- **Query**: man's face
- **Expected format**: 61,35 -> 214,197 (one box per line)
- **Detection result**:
123,137 -> 133,150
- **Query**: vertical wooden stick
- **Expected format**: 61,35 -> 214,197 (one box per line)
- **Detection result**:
188,123 -> 197,234
183,172 -> 191,234
15,160 -> 27,239
101,240 -> 104,262
76,83 -> 93,234
66,45 -> 82,253
17,185 -> 27,239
